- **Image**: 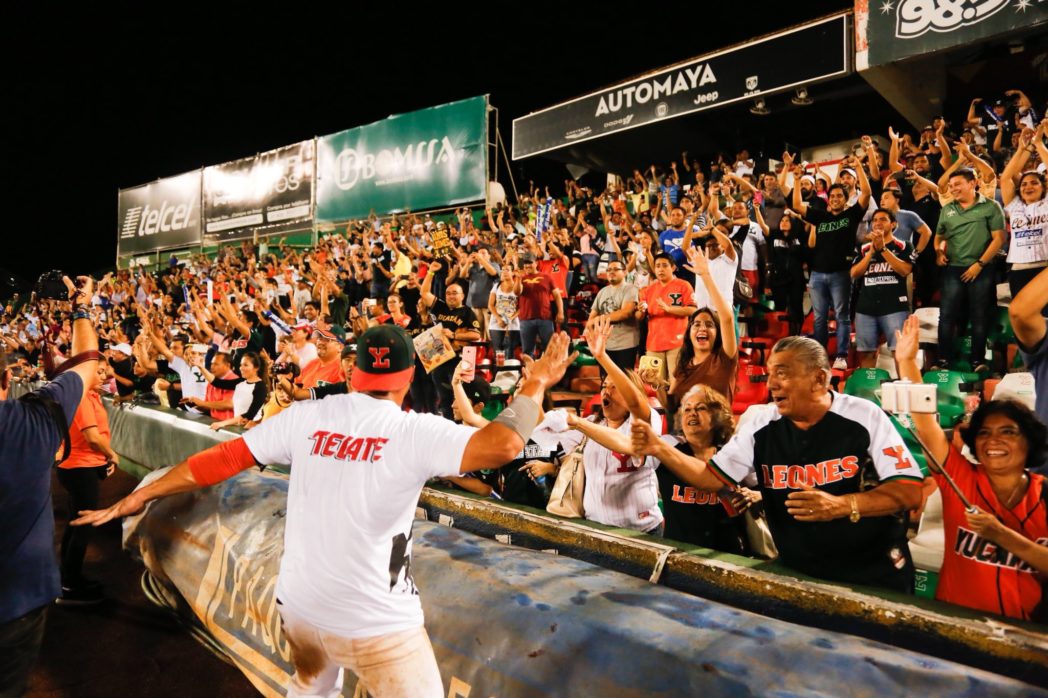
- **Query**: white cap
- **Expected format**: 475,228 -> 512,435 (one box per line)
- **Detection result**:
111,343 -> 132,356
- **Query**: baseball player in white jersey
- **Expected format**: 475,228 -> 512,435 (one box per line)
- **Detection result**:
74,325 -> 577,698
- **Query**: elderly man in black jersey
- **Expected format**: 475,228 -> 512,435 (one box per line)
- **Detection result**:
630,336 -> 924,592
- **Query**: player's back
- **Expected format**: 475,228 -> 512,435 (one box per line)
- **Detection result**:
242,391 -> 476,638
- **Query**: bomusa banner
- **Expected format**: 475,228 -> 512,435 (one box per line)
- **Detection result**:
117,171 -> 202,256
203,140 -> 315,242
316,95 -> 487,222
512,14 -> 850,159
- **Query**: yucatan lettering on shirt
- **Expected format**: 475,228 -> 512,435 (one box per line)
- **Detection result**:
953,528 -> 1048,574
759,456 -> 860,489
307,430 -> 389,462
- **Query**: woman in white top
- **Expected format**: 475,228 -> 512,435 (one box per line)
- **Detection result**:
558,317 -> 664,534
1001,121 -> 1048,299
210,351 -> 269,431
487,266 -> 521,358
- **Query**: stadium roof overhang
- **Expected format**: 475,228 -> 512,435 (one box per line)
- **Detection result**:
511,13 -> 880,172
855,1 -> 1048,131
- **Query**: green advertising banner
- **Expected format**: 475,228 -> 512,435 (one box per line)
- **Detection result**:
317,95 -> 487,222
856,0 -> 1048,69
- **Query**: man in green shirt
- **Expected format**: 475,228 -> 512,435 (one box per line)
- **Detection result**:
934,169 -> 1005,370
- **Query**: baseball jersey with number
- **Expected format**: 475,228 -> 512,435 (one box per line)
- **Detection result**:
559,411 -> 664,532
241,393 -> 474,638
708,393 -> 924,590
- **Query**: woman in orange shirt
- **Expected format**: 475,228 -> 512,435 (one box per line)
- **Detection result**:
897,316 -> 1048,622
55,360 -> 118,605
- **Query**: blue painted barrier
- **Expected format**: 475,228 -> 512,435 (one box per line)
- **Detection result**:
122,467 -> 1047,697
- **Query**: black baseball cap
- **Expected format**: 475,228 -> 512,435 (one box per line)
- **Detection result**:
351,325 -> 415,392
340,343 -> 358,359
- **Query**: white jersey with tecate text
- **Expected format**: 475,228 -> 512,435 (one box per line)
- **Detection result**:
242,392 -> 474,639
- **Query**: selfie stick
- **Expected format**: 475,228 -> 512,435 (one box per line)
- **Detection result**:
899,421 -> 977,513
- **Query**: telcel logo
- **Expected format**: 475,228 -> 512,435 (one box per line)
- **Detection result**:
138,198 -> 195,237
334,137 -> 461,191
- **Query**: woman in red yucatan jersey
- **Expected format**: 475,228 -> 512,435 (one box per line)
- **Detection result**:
896,315 -> 1048,622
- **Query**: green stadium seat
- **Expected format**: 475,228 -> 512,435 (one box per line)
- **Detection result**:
922,369 -> 977,428
843,368 -> 891,404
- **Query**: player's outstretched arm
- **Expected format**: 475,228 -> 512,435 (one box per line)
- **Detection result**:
459,332 -> 577,473
71,439 -> 258,527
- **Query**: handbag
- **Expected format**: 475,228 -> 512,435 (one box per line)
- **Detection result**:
546,437 -> 587,518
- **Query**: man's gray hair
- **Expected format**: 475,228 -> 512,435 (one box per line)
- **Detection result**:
771,336 -> 831,386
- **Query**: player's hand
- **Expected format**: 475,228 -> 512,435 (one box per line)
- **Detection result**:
527,331 -> 577,389
894,314 -> 920,363
72,491 -> 147,527
785,483 -> 847,522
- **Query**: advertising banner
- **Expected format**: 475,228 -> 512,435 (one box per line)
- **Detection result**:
316,95 -> 487,222
856,0 -> 1048,70
512,15 -> 850,160
203,140 -> 315,242
117,171 -> 202,255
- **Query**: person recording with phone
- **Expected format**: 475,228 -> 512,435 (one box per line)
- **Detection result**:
895,315 -> 1048,621
638,252 -> 696,385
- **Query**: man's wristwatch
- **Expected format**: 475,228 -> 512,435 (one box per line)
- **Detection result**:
975,259 -> 986,267
848,495 -> 861,523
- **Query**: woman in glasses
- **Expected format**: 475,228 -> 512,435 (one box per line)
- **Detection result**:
670,246 -> 739,409
658,384 -> 755,551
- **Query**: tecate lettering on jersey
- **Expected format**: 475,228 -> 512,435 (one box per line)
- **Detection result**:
760,457 -> 860,490
137,198 -> 196,237
308,430 -> 389,462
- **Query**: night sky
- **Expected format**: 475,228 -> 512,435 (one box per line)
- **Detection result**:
6,4 -> 850,284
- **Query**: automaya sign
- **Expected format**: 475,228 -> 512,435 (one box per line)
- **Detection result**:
512,14 -> 849,159
117,170 -> 202,256
317,96 -> 487,221
593,64 -> 718,117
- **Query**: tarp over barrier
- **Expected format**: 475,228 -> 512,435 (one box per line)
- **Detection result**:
123,468 -> 1047,698
103,399 -> 1048,687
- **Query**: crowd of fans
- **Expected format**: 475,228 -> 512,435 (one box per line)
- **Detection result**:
3,90 -> 1048,625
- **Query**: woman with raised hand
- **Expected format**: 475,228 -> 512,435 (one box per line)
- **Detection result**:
896,314 -> 1048,621
670,244 -> 739,409
557,316 -> 664,534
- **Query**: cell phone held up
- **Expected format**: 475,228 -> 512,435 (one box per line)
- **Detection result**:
459,346 -> 478,383
638,355 -> 664,374
880,381 -> 937,414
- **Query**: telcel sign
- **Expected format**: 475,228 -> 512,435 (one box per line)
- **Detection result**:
118,170 -> 202,255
